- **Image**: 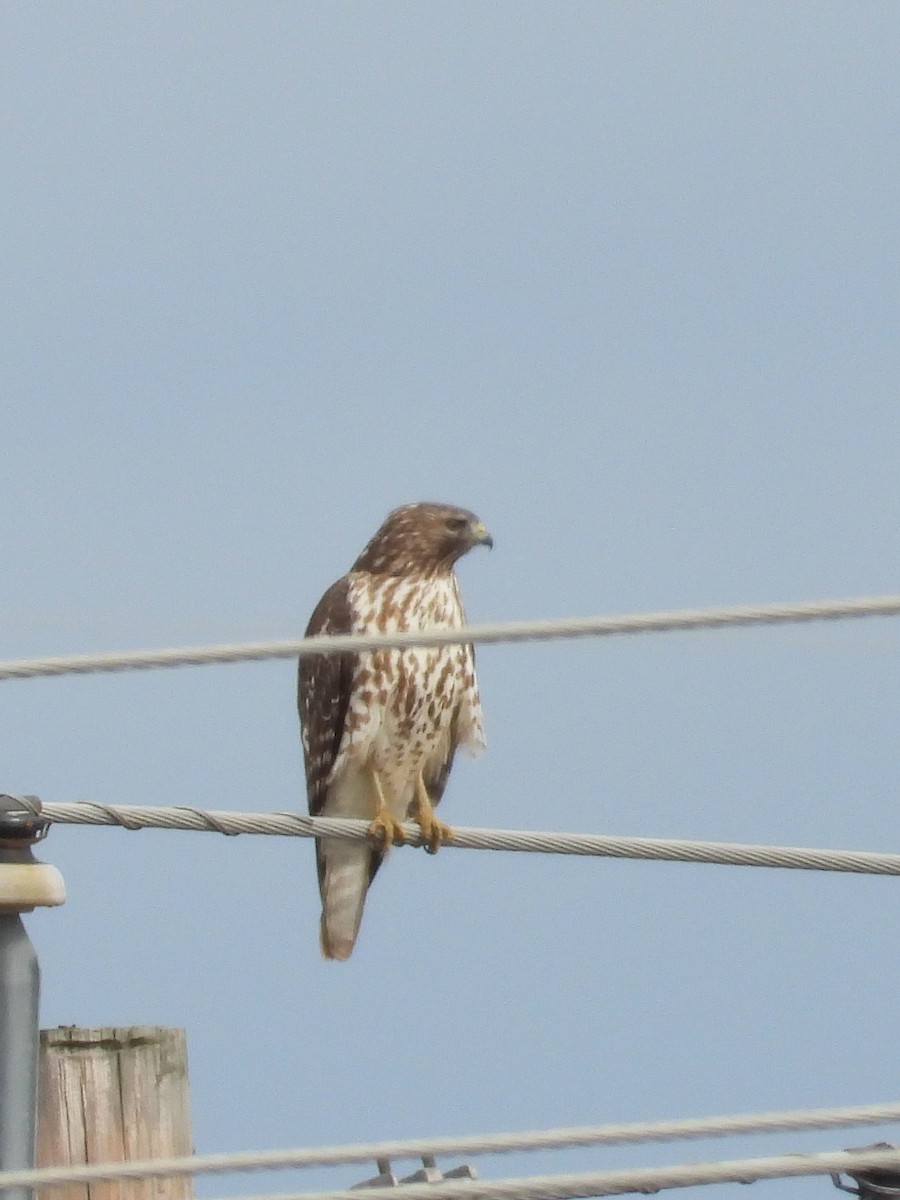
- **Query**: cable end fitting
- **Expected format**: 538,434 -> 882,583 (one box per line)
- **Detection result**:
834,1145 -> 900,1199
0,793 -> 49,845
0,794 -> 66,912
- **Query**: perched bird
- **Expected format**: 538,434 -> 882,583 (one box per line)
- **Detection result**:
298,502 -> 492,960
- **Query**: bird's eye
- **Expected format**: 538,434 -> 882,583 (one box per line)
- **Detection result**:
445,516 -> 467,533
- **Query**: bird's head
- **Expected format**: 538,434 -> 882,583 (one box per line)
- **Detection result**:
352,502 -> 493,575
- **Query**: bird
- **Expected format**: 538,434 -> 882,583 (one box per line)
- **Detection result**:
297,502 -> 492,960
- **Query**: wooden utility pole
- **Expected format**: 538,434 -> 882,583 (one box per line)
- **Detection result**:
36,1026 -> 194,1200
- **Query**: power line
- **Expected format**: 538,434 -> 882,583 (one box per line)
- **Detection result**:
1,592 -> 900,681
211,1145 -> 900,1200
1,1101 -> 899,1191
27,797 -> 900,877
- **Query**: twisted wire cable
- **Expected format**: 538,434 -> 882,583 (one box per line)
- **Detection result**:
1,593 -> 899,681
19,797 -> 900,877
0,1101 -> 898,1191
206,1145 -> 900,1200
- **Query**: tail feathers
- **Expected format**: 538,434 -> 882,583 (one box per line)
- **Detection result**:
319,843 -> 373,960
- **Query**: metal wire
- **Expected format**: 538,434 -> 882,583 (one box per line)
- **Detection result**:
1,593 -> 900,681
7,604 -> 900,1197
1,1101 -> 898,1191
204,1145 -> 900,1200
26,798 -> 900,877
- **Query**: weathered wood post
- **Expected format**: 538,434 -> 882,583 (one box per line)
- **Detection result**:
37,1026 -> 195,1200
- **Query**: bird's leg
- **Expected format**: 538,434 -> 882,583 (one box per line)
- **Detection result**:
413,775 -> 453,855
367,767 -> 407,847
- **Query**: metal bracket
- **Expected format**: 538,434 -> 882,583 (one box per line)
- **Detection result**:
832,1145 -> 900,1199
0,795 -> 49,846
353,1157 -> 478,1189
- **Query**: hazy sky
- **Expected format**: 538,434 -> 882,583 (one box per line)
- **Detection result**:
4,4 -> 900,1198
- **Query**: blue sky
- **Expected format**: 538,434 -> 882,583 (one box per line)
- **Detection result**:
3,3 -> 900,1197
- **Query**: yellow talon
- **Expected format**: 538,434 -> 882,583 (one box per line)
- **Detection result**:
414,776 -> 453,854
368,808 -> 407,847
368,768 -> 407,847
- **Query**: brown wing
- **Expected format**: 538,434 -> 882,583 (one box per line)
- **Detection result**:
297,577 -> 386,900
297,577 -> 355,817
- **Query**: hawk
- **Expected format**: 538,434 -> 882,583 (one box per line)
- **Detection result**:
298,502 -> 492,960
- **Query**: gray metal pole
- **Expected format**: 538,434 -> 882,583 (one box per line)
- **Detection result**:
0,796 -> 65,1200
0,912 -> 39,1200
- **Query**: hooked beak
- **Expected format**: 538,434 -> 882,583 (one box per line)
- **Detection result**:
471,521 -> 493,550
